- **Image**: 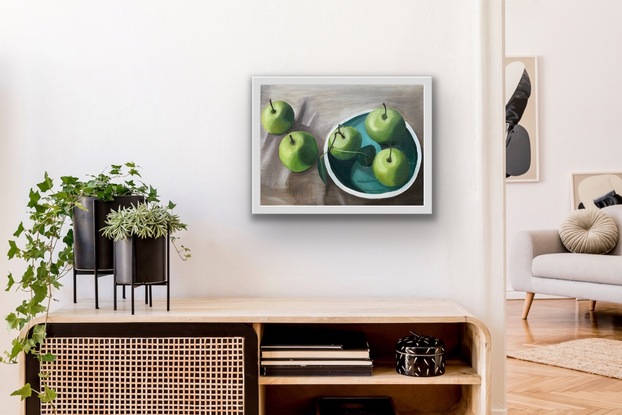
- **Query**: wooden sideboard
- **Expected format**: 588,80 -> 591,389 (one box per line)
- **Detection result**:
22,298 -> 491,415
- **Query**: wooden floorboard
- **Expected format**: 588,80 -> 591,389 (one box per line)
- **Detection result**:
506,298 -> 622,414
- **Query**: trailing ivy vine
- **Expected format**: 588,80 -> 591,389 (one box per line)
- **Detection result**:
2,163 -> 159,409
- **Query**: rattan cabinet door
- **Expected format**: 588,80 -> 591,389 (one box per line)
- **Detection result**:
25,323 -> 258,415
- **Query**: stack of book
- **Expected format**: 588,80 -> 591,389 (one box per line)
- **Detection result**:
260,327 -> 373,376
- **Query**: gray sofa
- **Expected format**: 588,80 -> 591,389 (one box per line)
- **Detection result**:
510,204 -> 622,319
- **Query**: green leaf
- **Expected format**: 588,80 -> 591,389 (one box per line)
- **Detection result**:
49,262 -> 59,276
18,293 -> 48,317
39,385 -> 57,403
32,282 -> 48,304
147,186 -> 159,202
40,352 -> 56,363
20,266 -> 34,287
63,229 -> 74,246
356,145 -> 377,167
8,338 -> 25,361
13,222 -> 25,238
24,338 -> 37,354
36,172 -> 54,193
30,302 -> 48,317
5,312 -> 22,330
50,278 -> 63,290
74,201 -> 87,212
6,272 -> 15,291
27,189 -> 41,209
10,383 -> 32,400
7,240 -> 19,259
31,324 -> 47,345
60,175 -> 79,185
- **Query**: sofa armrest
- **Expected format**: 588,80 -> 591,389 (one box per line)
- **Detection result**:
509,230 -> 568,293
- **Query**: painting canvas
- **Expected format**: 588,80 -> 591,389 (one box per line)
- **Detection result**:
505,56 -> 539,182
252,76 -> 432,214
571,172 -> 622,210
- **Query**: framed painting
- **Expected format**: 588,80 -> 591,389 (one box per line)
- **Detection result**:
571,172 -> 622,210
505,56 -> 539,182
251,76 -> 432,214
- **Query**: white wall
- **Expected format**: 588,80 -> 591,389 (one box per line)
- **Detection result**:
0,1 -> 505,413
506,0 -> 622,293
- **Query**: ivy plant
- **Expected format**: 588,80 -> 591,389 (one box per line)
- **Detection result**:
2,162 -> 159,409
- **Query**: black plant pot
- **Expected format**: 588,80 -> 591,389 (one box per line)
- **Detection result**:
114,236 -> 169,284
73,195 -> 145,309
113,235 -> 170,315
73,195 -> 144,271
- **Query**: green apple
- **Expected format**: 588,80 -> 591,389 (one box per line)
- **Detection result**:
261,99 -> 295,134
279,131 -> 318,172
372,147 -> 410,187
327,125 -> 362,160
365,103 -> 407,145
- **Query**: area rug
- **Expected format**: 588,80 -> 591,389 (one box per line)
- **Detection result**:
507,338 -> 622,380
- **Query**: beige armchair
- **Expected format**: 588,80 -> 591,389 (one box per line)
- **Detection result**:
510,205 -> 622,319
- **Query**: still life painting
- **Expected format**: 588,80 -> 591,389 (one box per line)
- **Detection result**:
252,76 -> 432,214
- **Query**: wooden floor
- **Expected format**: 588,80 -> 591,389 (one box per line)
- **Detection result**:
506,298 -> 622,414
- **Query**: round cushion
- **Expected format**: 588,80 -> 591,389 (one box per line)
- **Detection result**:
559,209 -> 619,254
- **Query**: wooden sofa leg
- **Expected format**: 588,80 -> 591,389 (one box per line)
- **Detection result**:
522,292 -> 535,320
589,300 -> 596,312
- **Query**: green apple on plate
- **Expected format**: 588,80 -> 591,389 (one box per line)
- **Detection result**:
327,125 -> 362,160
365,103 -> 407,145
261,99 -> 295,134
279,131 -> 318,172
372,147 -> 410,187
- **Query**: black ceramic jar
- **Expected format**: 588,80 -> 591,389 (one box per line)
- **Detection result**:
395,331 -> 445,377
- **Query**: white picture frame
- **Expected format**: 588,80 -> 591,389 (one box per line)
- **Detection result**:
251,76 -> 432,214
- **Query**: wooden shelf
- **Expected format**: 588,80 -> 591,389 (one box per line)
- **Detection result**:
259,361 -> 481,385
248,298 -> 490,414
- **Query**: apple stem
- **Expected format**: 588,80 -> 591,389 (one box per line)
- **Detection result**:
382,102 -> 388,120
328,125 -> 345,150
336,124 -> 345,139
388,147 -> 393,163
269,99 -> 276,114
289,134 -> 295,145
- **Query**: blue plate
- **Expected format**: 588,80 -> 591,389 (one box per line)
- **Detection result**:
324,111 -> 421,199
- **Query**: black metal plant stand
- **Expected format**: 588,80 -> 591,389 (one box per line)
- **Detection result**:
113,233 -> 170,315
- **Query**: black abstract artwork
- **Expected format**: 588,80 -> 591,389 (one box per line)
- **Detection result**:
505,67 -> 532,178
